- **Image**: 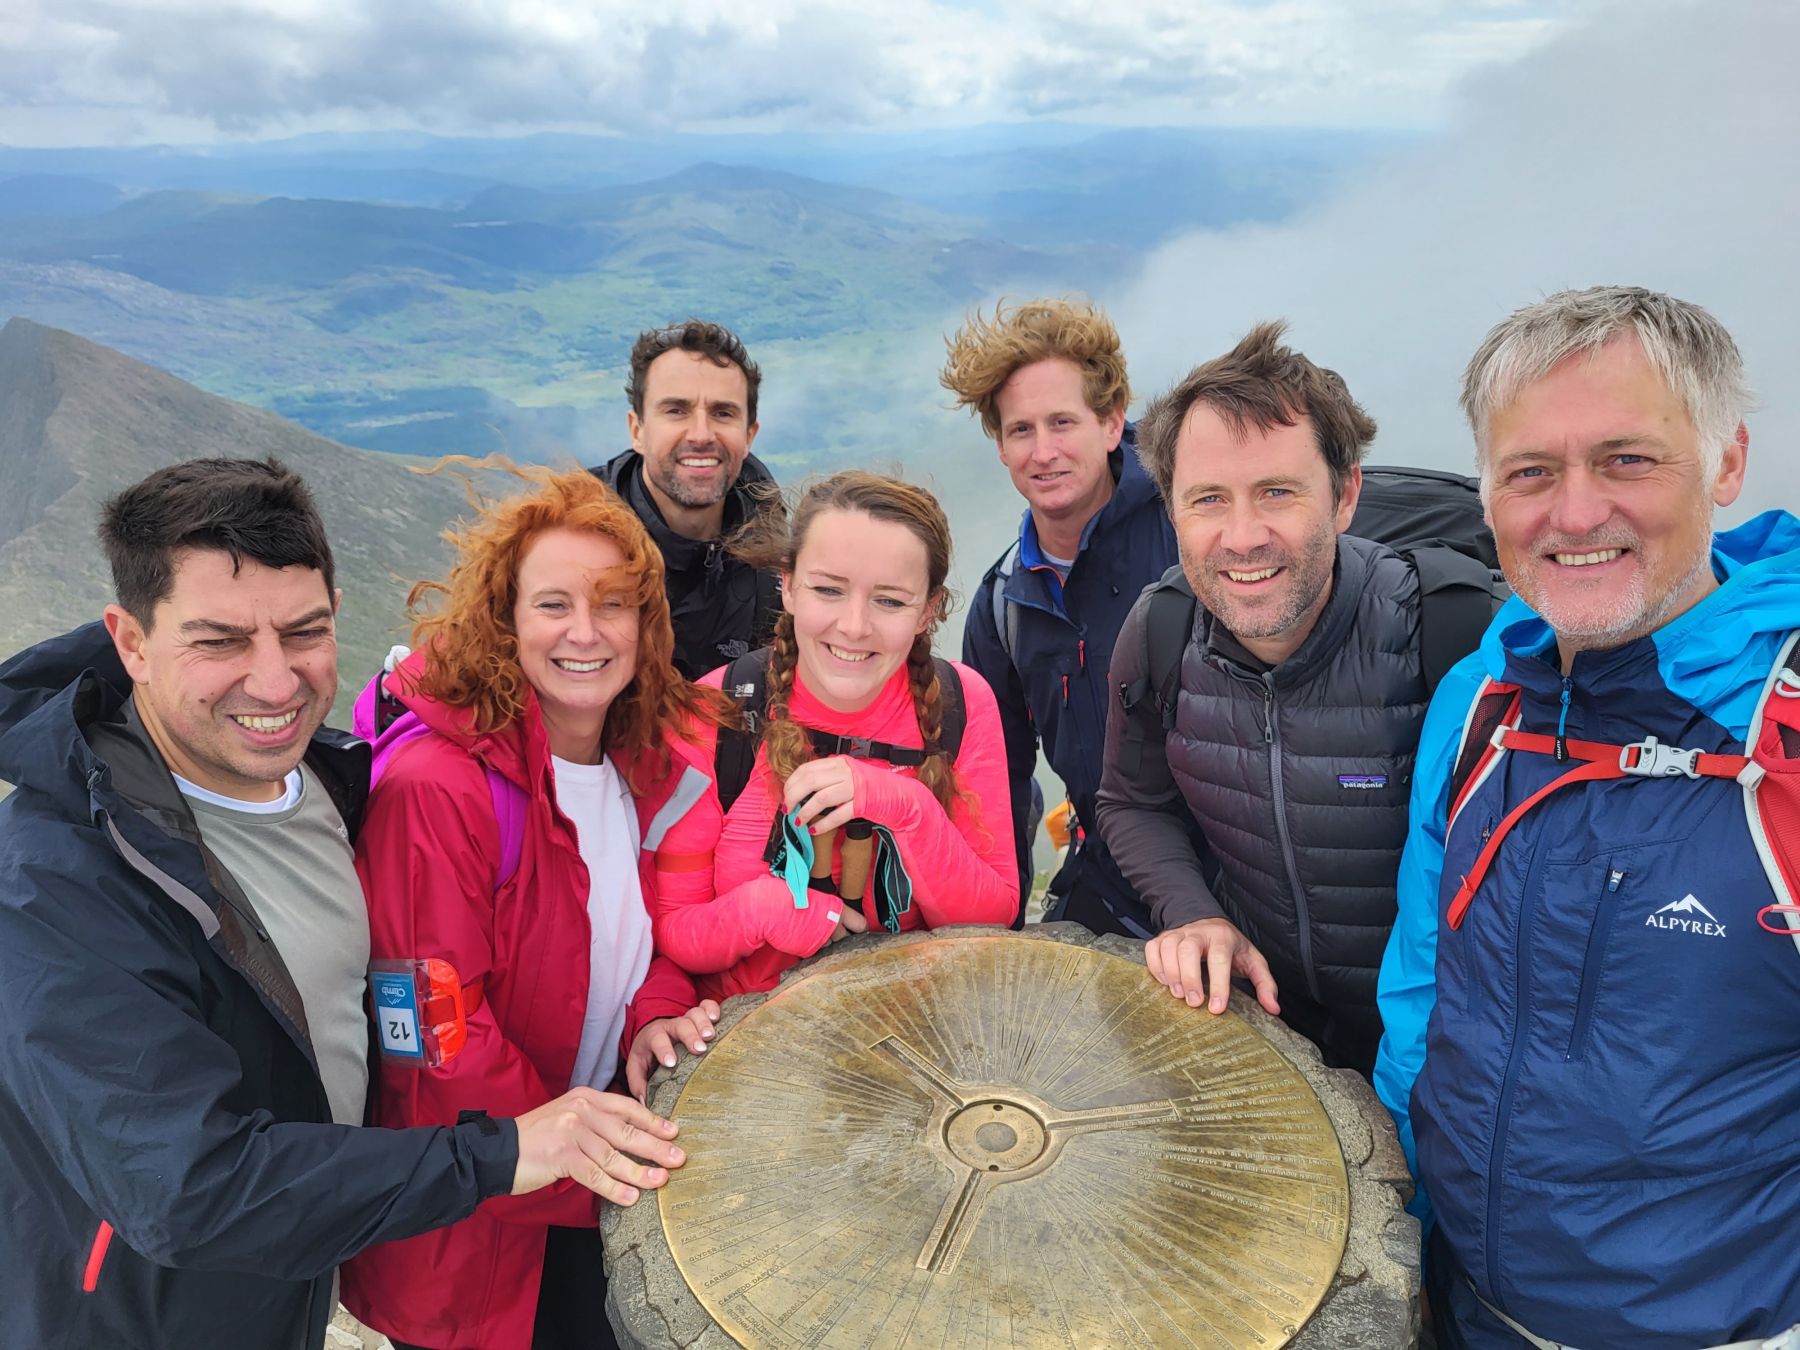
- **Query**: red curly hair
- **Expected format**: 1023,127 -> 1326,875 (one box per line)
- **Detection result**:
405,460 -> 733,784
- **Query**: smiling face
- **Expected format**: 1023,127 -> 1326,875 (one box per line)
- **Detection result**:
104,548 -> 338,802
993,357 -> 1124,542
512,527 -> 641,761
1483,336 -> 1746,667
782,508 -> 936,714
627,348 -> 759,529
1170,403 -> 1358,667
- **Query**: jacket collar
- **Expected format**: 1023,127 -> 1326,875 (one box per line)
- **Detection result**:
605,448 -> 777,574
384,647 -> 546,793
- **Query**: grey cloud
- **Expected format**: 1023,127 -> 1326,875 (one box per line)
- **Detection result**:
0,0 -> 1569,140
1113,0 -> 1800,522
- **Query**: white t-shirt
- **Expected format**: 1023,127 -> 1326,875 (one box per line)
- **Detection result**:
553,755 -> 655,1091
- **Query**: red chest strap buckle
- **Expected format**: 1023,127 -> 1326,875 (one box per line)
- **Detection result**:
1448,730 -> 1747,929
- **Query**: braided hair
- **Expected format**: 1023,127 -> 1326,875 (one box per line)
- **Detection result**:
738,471 -> 960,813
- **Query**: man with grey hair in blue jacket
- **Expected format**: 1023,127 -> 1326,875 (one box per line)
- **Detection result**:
1376,286 -> 1800,1348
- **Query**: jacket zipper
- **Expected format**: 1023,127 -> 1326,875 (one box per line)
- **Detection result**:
1567,868 -> 1626,1061
82,1220 -> 114,1293
1554,677 -> 1573,762
1485,822 -> 1552,1296
1263,674 -> 1323,1003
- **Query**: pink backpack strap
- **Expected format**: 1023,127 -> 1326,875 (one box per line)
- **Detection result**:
485,767 -> 527,891
359,654 -> 528,895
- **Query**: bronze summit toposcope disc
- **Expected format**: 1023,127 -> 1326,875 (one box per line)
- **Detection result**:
657,932 -> 1350,1348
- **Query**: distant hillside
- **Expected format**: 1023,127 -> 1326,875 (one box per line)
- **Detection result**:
0,317 -> 499,723
0,192 -> 605,295
0,164 -> 1060,310
462,162 -> 969,233
0,128 -> 1392,468
0,174 -> 127,220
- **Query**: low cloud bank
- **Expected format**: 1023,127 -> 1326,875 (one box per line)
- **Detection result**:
1115,0 -> 1799,521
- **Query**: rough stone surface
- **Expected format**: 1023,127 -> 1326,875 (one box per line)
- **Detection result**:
603,924 -> 1420,1348
328,1306 -> 392,1349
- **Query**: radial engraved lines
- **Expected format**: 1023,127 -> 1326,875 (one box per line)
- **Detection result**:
659,935 -> 1349,1349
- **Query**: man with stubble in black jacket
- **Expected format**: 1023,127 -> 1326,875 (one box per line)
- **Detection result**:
591,319 -> 781,679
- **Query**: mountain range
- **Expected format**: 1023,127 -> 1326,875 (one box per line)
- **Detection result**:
0,316 -> 493,722
0,126 -> 1392,465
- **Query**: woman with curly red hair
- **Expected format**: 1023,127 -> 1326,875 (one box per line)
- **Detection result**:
650,471 -> 1020,1000
341,465 -> 731,1350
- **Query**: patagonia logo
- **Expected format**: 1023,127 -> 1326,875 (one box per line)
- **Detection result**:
1645,893 -> 1726,938
1337,774 -> 1387,790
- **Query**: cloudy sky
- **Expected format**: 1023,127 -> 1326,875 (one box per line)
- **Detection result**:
1111,0 -> 1799,521
2,0 -> 1575,145
3,0 -> 1790,526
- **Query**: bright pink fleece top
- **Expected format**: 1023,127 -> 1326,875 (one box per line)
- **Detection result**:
652,658 -> 1019,999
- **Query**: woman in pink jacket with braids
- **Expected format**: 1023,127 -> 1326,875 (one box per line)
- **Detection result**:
650,471 -> 1019,999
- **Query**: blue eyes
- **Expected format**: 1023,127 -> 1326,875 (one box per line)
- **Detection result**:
1507,456 -> 1650,484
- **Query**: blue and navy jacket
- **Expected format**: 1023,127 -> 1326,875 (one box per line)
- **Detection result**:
1375,510 -> 1800,1347
962,429 -> 1178,933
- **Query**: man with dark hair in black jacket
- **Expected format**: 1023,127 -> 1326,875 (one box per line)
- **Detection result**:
1097,323 -> 1467,1077
591,318 -> 781,679
0,457 -> 686,1350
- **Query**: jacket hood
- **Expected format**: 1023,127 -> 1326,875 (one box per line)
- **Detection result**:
1479,508 -> 1800,725
0,622 -> 134,813
363,649 -> 538,790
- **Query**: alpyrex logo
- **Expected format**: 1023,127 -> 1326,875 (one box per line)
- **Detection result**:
1644,894 -> 1727,938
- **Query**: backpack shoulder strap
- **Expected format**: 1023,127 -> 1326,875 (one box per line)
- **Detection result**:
1745,629 -> 1800,955
715,647 -> 773,815
1444,677 -> 1523,834
484,766 -> 527,891
1114,573 -> 1197,779
990,542 -> 1021,666
934,656 -> 967,759
1144,573 -> 1197,726
1407,545 -> 1508,695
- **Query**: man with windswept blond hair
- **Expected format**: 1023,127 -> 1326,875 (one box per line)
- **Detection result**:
944,298 -> 1176,936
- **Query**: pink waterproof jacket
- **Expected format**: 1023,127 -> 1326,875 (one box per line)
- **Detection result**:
651,659 -> 1018,999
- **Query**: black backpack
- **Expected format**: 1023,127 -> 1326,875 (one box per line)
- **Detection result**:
712,647 -> 968,813
1115,466 -> 1507,773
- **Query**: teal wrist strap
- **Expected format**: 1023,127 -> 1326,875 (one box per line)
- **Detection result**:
768,810 -> 816,909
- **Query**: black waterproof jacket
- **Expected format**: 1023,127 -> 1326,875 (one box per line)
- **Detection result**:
591,448 -> 782,680
0,624 -> 518,1350
962,431 -> 1178,935
1096,537 -> 1430,1058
